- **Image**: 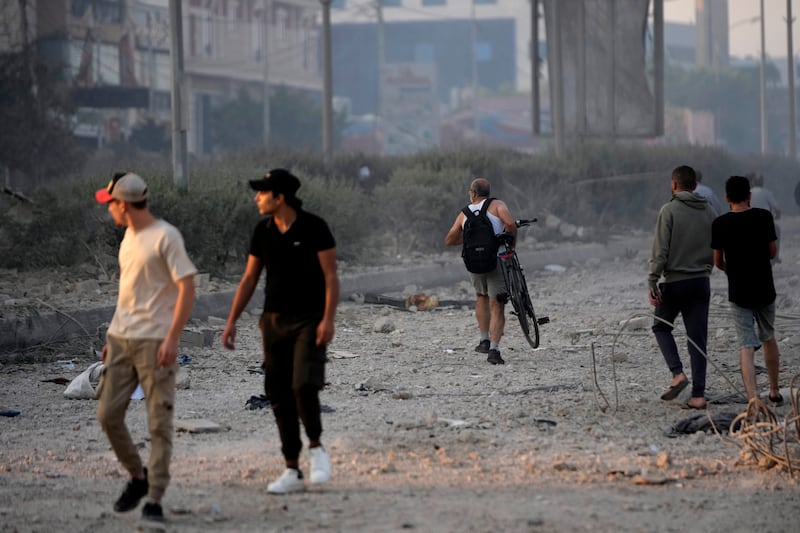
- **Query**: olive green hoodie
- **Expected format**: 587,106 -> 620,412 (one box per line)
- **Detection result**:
647,191 -> 716,292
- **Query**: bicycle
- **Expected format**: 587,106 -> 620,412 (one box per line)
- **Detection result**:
497,218 -> 548,349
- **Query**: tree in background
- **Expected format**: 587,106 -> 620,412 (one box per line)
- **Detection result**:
664,62 -> 781,154
211,85 -> 347,153
128,118 -> 171,154
0,49 -> 85,186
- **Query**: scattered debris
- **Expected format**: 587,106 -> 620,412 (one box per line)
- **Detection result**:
362,293 -> 473,311
63,361 -> 104,400
175,419 -> 226,433
41,377 -> 71,385
665,412 -> 740,437
245,395 -> 270,410
329,350 -> 360,359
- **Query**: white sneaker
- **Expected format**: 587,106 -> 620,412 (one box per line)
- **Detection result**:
267,468 -> 305,494
309,446 -> 332,484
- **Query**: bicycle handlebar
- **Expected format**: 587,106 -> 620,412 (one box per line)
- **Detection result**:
498,219 -> 537,247
515,218 -> 538,228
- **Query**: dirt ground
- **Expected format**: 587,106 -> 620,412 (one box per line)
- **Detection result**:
2,217 -> 800,533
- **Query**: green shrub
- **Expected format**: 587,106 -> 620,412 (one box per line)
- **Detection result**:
3,143 -> 799,274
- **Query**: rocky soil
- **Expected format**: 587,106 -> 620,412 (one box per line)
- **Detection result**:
1,217 -> 800,532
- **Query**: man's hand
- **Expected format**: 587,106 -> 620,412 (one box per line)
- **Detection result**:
648,286 -> 662,307
222,323 -> 237,350
316,317 -> 335,346
100,344 -> 108,364
157,337 -> 180,367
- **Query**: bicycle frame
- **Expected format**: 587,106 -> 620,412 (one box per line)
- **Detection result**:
496,219 -> 540,349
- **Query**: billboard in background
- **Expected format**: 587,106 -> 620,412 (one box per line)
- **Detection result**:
380,63 -> 439,155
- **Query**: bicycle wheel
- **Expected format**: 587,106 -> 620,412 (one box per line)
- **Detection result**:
518,270 -> 540,349
503,256 -> 538,348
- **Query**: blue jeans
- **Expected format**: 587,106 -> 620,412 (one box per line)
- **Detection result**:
652,277 -> 710,398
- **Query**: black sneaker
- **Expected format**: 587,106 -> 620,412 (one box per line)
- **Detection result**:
474,339 -> 490,353
487,349 -> 505,365
113,469 -> 148,512
141,502 -> 165,525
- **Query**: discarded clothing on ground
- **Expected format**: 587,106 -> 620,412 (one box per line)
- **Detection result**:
706,391 -> 748,405
665,412 -> 740,437
245,395 -> 270,410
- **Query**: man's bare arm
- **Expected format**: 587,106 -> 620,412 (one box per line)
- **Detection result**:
222,255 -> 263,350
713,249 -> 726,271
316,248 -> 339,346
444,213 -> 465,246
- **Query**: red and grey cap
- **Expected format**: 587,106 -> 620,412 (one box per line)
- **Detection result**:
95,172 -> 149,203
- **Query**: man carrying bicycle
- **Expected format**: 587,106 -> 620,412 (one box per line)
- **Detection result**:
445,178 -> 517,364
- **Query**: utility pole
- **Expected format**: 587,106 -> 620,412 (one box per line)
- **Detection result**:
321,0 -> 333,166
262,0 -> 271,148
760,0 -> 767,155
376,0 -> 384,144
18,0 -> 36,97
147,11 -> 155,115
551,0 -> 565,156
787,0 -> 796,159
169,0 -> 188,190
531,0 -> 539,135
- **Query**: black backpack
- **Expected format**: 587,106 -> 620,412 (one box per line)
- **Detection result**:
461,198 -> 499,274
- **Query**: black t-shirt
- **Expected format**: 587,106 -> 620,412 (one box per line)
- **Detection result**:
249,210 -> 336,314
710,208 -> 776,308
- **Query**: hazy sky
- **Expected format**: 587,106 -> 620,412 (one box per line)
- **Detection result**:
664,0 -> 799,59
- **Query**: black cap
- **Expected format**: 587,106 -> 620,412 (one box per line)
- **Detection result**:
249,168 -> 301,196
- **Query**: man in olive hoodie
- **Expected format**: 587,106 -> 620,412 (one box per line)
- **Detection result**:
648,165 -> 717,409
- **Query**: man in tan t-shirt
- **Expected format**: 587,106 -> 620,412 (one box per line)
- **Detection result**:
94,172 -> 196,527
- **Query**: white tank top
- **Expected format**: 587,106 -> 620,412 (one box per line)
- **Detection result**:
461,198 -> 505,235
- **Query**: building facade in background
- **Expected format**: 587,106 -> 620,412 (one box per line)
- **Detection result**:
1,0 -> 323,155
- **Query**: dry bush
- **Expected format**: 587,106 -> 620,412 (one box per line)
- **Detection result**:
3,143 -> 799,273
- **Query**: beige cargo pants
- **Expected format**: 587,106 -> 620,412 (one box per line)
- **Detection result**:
96,334 -> 176,502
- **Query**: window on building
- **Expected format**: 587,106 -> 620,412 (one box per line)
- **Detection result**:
96,43 -> 120,85
136,49 -> 171,92
421,0 -> 445,6
331,0 -> 346,8
475,42 -> 492,62
276,7 -> 288,42
67,39 -> 122,86
383,0 -> 402,6
414,43 -> 434,63
202,13 -> 213,56
474,0 -> 497,4
252,18 -> 264,61
71,0 -> 123,24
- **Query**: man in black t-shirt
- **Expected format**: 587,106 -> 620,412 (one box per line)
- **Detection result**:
711,175 -> 782,405
223,169 -> 340,493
